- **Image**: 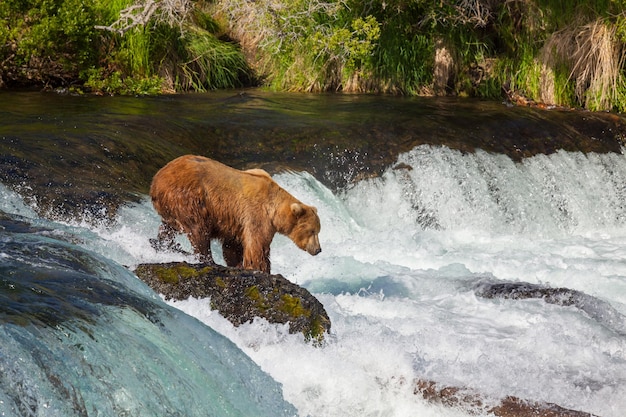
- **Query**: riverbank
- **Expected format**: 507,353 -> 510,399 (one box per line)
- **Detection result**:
3,1 -> 626,111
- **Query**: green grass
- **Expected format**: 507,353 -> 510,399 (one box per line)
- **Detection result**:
178,28 -> 251,90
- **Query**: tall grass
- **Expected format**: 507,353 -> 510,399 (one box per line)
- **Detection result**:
93,0 -> 154,77
541,18 -> 625,111
175,27 -> 252,90
87,0 -> 253,93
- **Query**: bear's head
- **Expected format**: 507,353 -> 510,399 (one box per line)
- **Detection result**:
288,203 -> 321,256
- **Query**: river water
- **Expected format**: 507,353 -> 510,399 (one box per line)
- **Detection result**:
1,90 -> 625,416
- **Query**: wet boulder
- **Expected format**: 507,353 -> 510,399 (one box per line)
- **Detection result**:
474,280 -> 626,336
133,262 -> 331,343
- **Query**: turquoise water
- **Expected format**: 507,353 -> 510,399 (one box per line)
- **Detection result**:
0,205 -> 297,416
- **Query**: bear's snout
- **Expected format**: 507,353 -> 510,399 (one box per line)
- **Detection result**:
309,245 -> 322,256
305,235 -> 321,256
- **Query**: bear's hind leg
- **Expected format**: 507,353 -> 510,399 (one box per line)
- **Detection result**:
222,239 -> 243,268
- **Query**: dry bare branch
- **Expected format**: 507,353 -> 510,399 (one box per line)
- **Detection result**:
454,0 -> 494,28
95,0 -> 193,35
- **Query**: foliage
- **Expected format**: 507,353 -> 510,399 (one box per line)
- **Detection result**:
212,0 -> 626,109
82,68 -> 163,95
90,0 -> 252,93
215,0 -> 382,92
305,15 -> 381,86
0,0 -> 252,93
0,0 -> 97,86
3,0 -> 626,109
150,24 -> 252,92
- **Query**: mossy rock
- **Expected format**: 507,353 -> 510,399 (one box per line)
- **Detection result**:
133,262 -> 331,343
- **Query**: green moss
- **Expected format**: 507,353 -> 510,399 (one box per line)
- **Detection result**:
152,264 -> 212,284
278,294 -> 328,343
306,315 -> 328,345
245,285 -> 270,311
153,266 -> 181,284
278,294 -> 311,318
244,285 -> 259,299
215,277 -> 226,289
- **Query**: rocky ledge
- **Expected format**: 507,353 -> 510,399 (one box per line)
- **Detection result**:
133,262 -> 331,343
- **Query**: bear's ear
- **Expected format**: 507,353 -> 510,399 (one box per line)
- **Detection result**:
291,203 -> 304,217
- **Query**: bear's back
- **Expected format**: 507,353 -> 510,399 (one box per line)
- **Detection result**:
151,155 -> 282,209
244,168 -> 272,179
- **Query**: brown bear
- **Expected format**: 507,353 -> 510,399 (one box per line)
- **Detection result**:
149,155 -> 321,273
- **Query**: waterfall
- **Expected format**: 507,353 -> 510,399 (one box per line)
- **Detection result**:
2,89 -> 626,417
344,145 -> 626,236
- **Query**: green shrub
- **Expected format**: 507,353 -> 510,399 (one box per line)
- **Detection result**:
3,0 -> 626,107
0,0 -> 253,93
0,0 -> 97,85
146,21 -> 251,92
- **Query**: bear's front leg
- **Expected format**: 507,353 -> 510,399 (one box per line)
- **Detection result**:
242,239 -> 271,273
188,225 -> 215,265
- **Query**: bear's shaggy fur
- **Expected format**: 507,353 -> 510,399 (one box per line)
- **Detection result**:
150,155 -> 321,273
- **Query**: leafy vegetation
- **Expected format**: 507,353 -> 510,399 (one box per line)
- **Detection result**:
215,0 -> 626,110
2,0 -> 626,110
0,0 -> 251,94
0,0 -> 97,87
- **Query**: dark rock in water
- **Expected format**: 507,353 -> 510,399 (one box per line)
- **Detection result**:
133,262 -> 331,343
474,281 -> 581,306
474,280 -> 626,336
415,379 -> 597,417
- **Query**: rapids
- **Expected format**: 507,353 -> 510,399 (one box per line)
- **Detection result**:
1,91 -> 626,416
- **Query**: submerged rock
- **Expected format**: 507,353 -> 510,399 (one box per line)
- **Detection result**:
474,281 -> 583,305
474,280 -> 626,336
133,262 -> 331,343
415,380 -> 597,417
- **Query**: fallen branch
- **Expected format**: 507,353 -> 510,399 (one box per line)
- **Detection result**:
95,0 -> 159,35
